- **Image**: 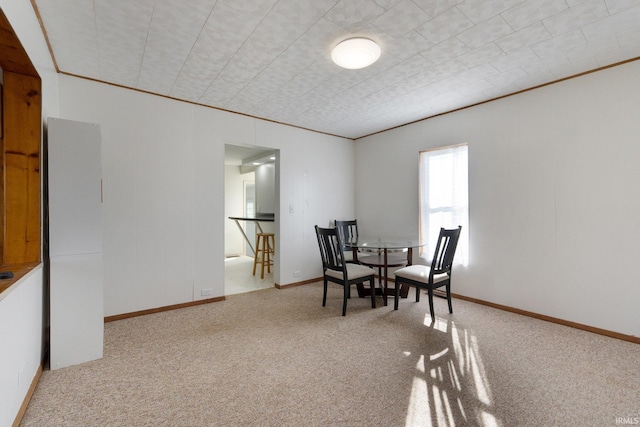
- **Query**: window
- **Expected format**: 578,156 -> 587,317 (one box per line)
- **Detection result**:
419,144 -> 468,266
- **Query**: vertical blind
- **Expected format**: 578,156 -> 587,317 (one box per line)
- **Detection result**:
419,144 -> 469,266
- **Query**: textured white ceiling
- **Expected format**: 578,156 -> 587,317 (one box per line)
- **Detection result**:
34,0 -> 640,139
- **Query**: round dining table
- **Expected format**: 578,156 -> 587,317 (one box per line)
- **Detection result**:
344,237 -> 426,305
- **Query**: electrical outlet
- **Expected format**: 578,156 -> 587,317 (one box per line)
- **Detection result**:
201,288 -> 213,296
293,271 -> 301,278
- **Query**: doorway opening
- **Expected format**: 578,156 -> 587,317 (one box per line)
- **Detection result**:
224,144 -> 279,296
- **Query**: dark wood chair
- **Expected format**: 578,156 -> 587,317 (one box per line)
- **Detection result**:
393,226 -> 462,321
315,225 -> 377,316
334,219 -> 359,263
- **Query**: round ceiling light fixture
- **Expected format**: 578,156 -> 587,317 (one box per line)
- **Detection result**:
331,37 -> 381,69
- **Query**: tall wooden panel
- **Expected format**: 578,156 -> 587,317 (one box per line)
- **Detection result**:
2,71 -> 41,266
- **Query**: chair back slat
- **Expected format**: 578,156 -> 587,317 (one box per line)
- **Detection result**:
430,226 -> 462,275
335,219 -> 358,252
315,225 -> 345,272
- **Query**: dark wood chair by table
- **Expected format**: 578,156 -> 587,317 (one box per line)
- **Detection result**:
315,225 -> 377,316
393,226 -> 462,322
335,219 -> 359,263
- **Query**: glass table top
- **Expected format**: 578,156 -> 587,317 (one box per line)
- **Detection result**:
345,237 -> 425,250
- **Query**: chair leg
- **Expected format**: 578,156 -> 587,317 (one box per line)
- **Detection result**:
394,280 -> 401,310
416,286 -> 420,302
260,239 -> 267,279
265,235 -> 274,274
252,234 -> 261,276
369,279 -> 376,309
427,288 -> 435,322
342,284 -> 348,316
446,283 -> 453,314
267,236 -> 276,273
263,238 -> 270,277
322,278 -> 328,307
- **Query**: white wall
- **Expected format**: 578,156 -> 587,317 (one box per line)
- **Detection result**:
0,1 -> 59,425
355,60 -> 640,337
0,268 -> 43,427
57,75 -> 355,316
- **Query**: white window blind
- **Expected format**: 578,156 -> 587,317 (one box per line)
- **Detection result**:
419,144 -> 469,266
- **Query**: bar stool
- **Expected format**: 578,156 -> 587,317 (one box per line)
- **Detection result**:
253,232 -> 275,279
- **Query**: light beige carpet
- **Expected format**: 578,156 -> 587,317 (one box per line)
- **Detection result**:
21,282 -> 640,426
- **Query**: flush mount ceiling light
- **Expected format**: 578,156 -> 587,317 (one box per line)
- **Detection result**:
331,37 -> 381,69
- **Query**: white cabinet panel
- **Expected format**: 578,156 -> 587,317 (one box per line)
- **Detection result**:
48,118 -> 103,257
48,117 -> 103,370
50,254 -> 103,370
